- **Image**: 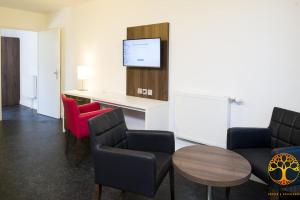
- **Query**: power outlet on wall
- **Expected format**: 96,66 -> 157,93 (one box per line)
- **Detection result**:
148,89 -> 153,96
137,88 -> 143,94
142,89 -> 148,95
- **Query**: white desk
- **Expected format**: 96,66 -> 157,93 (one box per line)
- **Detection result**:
64,90 -> 169,130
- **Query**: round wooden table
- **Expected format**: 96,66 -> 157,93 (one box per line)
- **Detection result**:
172,145 -> 251,200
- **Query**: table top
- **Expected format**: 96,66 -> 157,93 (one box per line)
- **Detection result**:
172,145 -> 251,187
64,90 -> 168,111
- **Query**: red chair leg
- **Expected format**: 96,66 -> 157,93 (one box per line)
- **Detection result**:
98,184 -> 102,200
65,130 -> 70,155
75,139 -> 82,166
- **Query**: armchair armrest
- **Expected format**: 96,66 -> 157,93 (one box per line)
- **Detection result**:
79,108 -> 113,121
93,146 -> 156,194
227,127 -> 271,150
127,130 -> 175,154
78,102 -> 100,113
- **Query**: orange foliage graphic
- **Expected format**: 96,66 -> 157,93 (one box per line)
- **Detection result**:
268,153 -> 300,186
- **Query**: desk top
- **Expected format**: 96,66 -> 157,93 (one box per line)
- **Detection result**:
172,144 -> 251,187
64,90 -> 168,111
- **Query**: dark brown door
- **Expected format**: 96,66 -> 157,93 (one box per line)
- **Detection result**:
1,37 -> 20,106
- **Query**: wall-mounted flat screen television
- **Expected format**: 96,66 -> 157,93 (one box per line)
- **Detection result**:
123,38 -> 161,68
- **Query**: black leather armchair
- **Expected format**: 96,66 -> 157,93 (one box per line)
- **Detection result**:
227,107 -> 300,193
88,108 -> 175,200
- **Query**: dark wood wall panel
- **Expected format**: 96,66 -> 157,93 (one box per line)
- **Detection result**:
126,22 -> 169,101
65,95 -> 91,105
1,37 -> 20,106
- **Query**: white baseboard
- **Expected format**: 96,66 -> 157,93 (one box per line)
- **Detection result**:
175,137 -> 198,150
250,174 -> 267,185
20,98 -> 37,110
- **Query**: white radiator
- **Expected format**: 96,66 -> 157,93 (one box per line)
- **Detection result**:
174,92 -> 231,148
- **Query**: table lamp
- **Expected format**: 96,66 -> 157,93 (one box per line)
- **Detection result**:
77,65 -> 89,91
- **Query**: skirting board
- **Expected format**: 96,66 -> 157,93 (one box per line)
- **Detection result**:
250,174 -> 267,185
20,98 -> 37,110
175,137 -> 197,150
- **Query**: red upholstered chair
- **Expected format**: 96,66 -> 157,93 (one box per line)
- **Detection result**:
61,94 -> 113,159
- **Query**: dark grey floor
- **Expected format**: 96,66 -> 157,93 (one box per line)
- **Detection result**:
0,105 -> 268,200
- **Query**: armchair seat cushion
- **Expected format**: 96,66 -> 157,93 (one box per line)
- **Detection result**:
234,148 -> 271,183
152,152 -> 172,186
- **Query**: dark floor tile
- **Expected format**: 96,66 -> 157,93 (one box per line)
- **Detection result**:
0,105 -> 268,200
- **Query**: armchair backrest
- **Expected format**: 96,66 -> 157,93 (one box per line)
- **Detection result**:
269,107 -> 300,148
88,108 -> 128,150
61,94 -> 80,131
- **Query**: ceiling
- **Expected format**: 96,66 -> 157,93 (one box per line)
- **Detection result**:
0,0 -> 91,14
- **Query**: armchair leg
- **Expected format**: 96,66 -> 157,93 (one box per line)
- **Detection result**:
98,184 -> 102,200
119,190 -> 125,200
75,139 -> 83,166
225,187 -> 230,200
65,129 -> 69,155
65,130 -> 70,155
169,166 -> 175,200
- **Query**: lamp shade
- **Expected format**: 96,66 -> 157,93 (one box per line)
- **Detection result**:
77,65 -> 89,80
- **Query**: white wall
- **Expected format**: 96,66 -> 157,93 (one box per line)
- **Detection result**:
48,8 -> 75,93
0,29 -> 38,109
48,0 -> 300,129
0,6 -> 47,31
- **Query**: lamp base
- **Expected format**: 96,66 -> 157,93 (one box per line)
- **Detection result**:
78,79 -> 87,91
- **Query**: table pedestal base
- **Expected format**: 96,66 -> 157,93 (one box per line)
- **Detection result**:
207,186 -> 212,200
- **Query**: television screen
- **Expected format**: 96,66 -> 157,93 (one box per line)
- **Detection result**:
123,38 -> 161,68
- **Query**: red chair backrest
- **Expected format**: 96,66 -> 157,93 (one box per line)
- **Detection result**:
61,94 -> 80,134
